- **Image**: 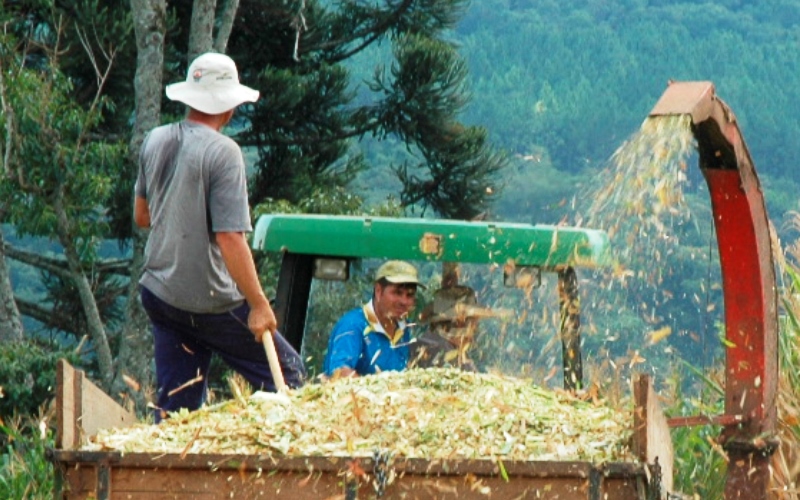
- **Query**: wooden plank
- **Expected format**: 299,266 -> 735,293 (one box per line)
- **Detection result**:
54,459 -> 644,499
57,359 -> 78,450
56,359 -> 137,450
667,413 -> 744,428
633,373 -> 674,494
51,451 -> 647,478
78,370 -> 137,443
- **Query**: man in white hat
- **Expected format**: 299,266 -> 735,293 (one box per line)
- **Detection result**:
134,52 -> 305,421
323,260 -> 424,378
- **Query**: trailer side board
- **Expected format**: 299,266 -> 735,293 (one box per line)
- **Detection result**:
633,373 -> 674,493
50,451 -> 646,500
56,359 -> 137,450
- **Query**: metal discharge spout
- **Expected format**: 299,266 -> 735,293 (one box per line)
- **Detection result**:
650,81 -> 778,500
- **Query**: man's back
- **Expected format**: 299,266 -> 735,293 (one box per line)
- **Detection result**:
137,121 -> 251,313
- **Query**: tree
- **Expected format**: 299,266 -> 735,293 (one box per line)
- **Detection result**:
222,0 -> 507,220
0,231 -> 23,342
0,30 -> 24,341
0,16 -> 128,387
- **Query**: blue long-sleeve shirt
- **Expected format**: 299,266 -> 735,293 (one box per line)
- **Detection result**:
323,301 -> 412,376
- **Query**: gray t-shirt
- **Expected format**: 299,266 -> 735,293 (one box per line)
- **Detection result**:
135,121 -> 252,313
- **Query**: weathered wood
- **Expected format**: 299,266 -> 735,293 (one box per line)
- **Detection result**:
51,451 -> 647,499
56,359 -> 137,450
52,360 -> 658,499
633,373 -> 674,494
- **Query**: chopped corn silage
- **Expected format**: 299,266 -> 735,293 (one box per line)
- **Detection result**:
86,368 -> 634,463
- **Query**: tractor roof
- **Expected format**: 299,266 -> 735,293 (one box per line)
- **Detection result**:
253,214 -> 609,270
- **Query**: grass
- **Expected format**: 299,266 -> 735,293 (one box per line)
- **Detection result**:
771,244 -> 800,498
0,409 -> 55,500
664,366 -> 727,498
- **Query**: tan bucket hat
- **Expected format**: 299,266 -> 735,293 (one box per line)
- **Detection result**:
374,260 -> 425,287
166,52 -> 259,114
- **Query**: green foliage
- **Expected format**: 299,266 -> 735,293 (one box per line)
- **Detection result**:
664,368 -> 727,498
2,1 -> 136,243
226,0 -> 507,219
769,226 -> 800,493
779,266 -> 800,425
0,18 -> 128,355
0,412 -> 55,500
457,0 -> 800,218
493,151 -> 582,224
1,51 -> 126,246
246,65 -> 367,203
0,340 -> 81,419
41,270 -> 127,337
670,416 -> 727,497
781,266 -> 800,384
372,32 -> 507,218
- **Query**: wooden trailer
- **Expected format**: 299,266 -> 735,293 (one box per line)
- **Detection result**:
49,360 -> 673,499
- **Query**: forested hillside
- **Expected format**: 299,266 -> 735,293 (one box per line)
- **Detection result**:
452,0 -> 800,226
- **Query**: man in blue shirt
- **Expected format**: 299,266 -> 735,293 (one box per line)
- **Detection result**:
323,260 -> 424,377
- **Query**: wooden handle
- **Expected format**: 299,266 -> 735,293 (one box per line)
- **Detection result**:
262,332 -> 287,393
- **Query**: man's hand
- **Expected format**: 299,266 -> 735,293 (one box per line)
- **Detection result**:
331,367 -> 357,379
249,299 -> 277,342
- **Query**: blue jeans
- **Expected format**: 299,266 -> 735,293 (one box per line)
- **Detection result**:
140,287 -> 306,420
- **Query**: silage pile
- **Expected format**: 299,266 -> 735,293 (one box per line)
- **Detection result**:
86,368 -> 635,463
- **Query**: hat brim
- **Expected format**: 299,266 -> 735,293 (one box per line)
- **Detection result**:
383,275 -> 426,288
166,81 -> 259,114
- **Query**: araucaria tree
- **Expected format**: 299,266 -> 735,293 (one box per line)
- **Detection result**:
220,0 -> 508,219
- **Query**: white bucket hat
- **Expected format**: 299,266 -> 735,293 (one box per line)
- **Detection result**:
166,52 -> 259,114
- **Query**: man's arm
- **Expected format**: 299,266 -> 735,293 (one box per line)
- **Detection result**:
216,231 -> 276,341
323,325 -> 362,378
134,196 -> 151,228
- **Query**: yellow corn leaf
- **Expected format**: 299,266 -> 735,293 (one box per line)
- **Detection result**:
647,326 -> 672,346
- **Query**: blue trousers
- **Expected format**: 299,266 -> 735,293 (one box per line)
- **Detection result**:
140,287 -> 306,420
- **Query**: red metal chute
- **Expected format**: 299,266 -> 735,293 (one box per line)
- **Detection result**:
650,81 -> 779,499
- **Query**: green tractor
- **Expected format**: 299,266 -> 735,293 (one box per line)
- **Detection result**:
252,213 -> 610,388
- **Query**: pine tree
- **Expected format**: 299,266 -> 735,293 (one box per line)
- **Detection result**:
222,0 -> 508,220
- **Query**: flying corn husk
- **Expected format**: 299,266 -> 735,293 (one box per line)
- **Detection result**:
454,303 -> 514,320
586,114 -> 694,263
86,368 -> 634,463
647,326 -> 673,345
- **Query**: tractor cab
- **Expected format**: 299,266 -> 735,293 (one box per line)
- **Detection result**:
252,214 -> 610,386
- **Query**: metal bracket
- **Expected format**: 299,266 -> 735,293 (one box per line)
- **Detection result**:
722,436 -> 780,457
372,449 -> 394,498
588,466 -> 603,500
646,457 -> 662,500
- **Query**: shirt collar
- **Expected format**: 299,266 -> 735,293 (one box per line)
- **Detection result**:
363,300 -> 408,343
